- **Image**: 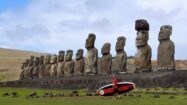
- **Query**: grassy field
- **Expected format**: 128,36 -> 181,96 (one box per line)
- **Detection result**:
0,87 -> 187,105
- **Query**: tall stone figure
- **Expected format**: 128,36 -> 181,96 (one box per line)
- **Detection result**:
44,54 -> 51,78
157,25 -> 175,71
38,55 -> 45,78
57,50 -> 65,78
134,19 -> 152,72
64,50 -> 74,76
50,54 -> 58,77
23,59 -> 29,79
115,36 -> 127,74
28,56 -> 34,79
85,33 -> 98,75
20,62 -> 26,80
32,57 -> 40,78
100,43 -> 112,74
74,49 -> 84,76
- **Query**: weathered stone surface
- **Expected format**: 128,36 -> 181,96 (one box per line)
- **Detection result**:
100,43 -> 112,74
135,30 -> 152,72
38,55 -> 45,78
135,19 -> 149,31
74,49 -> 84,76
57,50 -> 65,78
32,57 -> 40,78
24,59 -> 29,79
115,36 -> 127,73
2,71 -> 187,89
64,50 -> 74,76
28,56 -> 34,79
157,25 -> 175,71
85,33 -> 98,75
50,55 -> 57,77
44,55 -> 51,78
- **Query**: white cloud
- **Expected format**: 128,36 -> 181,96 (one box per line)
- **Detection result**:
0,0 -> 186,59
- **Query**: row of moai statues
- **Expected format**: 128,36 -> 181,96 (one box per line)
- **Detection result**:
20,19 -> 175,79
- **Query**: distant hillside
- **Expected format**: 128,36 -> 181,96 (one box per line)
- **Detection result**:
0,48 -> 45,81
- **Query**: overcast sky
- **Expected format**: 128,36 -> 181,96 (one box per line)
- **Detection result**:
0,0 -> 186,60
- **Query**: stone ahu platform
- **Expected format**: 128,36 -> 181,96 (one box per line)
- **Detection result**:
0,70 -> 187,89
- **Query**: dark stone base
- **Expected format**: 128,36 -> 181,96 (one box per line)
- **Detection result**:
0,70 -> 187,89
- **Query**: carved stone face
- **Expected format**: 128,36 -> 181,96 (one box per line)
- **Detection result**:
159,25 -> 172,41
58,50 -> 65,62
65,50 -> 73,61
102,43 -> 111,54
50,54 -> 57,64
76,49 -> 83,60
39,55 -> 44,65
45,54 -> 51,64
85,33 -> 96,49
115,36 -> 126,51
34,57 -> 40,66
25,59 -> 29,67
136,31 -> 148,47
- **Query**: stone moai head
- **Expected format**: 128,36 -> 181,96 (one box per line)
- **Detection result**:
58,50 -> 65,62
50,54 -> 57,64
44,54 -> 51,64
102,43 -> 111,55
25,59 -> 29,67
28,56 -> 34,66
136,31 -> 149,47
39,55 -> 44,65
115,36 -> 126,52
65,50 -> 73,61
76,49 -> 83,60
135,19 -> 149,31
159,25 -> 172,41
85,33 -> 96,49
34,57 -> 40,66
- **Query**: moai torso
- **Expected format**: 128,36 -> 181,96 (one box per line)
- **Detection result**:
57,50 -> 65,78
135,45 -> 152,72
115,36 -> 127,74
64,50 -> 74,76
85,33 -> 98,75
38,55 -> 45,78
20,62 -> 25,80
74,49 -> 84,76
134,19 -> 152,73
33,57 -> 40,78
24,59 -> 29,79
50,55 -> 58,78
44,55 -> 51,78
28,56 -> 34,79
100,43 -> 112,75
157,25 -> 175,71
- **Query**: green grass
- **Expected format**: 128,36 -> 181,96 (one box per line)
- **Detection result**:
0,87 -> 187,105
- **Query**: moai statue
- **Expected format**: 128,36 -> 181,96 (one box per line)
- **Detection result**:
100,43 -> 112,75
115,36 -> 127,74
74,49 -> 84,76
38,55 -> 45,78
64,50 -> 74,76
50,54 -> 58,77
157,25 -> 175,71
57,50 -> 65,78
85,33 -> 98,75
134,19 -> 152,73
28,56 -> 34,79
24,59 -> 29,79
20,62 -> 26,80
44,54 -> 51,78
32,57 -> 40,78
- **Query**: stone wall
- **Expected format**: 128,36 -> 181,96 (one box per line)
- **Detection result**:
1,70 -> 187,89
